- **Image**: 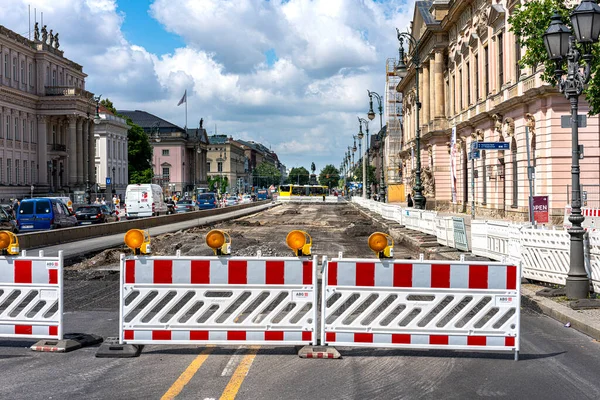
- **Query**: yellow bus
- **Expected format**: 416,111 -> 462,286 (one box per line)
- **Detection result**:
278,184 -> 328,197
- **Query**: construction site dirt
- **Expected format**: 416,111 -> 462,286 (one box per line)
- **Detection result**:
65,202 -> 420,279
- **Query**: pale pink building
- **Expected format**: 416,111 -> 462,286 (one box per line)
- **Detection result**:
396,0 -> 600,222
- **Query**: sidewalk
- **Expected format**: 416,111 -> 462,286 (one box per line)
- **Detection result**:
357,199 -> 600,342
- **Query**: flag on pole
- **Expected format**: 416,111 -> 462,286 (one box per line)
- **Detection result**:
177,90 -> 187,106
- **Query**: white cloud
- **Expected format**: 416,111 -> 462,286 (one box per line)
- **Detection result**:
0,0 -> 416,171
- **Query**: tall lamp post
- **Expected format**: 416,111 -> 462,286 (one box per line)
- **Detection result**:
112,166 -> 116,195
396,28 -> 425,209
543,2 -> 600,300
368,90 -> 385,202
356,118 -> 365,198
87,95 -> 102,205
358,117 -> 371,198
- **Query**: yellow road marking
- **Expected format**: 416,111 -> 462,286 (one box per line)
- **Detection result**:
161,347 -> 214,400
219,346 -> 260,400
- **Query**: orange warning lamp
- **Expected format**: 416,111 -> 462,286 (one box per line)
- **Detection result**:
124,229 -> 151,255
368,232 -> 393,259
206,229 -> 231,255
286,230 -> 312,256
0,231 -> 19,255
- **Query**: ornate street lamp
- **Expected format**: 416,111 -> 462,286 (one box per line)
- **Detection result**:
356,121 -> 365,198
396,28 -> 425,209
368,90 -> 385,202
112,166 -> 116,195
543,2 -> 600,300
358,117 -> 371,198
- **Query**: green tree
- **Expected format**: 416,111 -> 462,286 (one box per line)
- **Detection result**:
509,1 -> 600,114
287,167 -> 310,185
253,162 -> 282,187
318,164 -> 339,188
100,98 -> 117,114
352,160 -> 376,187
126,119 -> 153,183
208,176 -> 228,194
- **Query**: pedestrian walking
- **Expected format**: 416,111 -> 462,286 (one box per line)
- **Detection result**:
407,193 -> 413,208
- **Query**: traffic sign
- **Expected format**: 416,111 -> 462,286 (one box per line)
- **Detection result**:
106,177 -> 112,185
468,150 -> 480,160
476,142 -> 510,150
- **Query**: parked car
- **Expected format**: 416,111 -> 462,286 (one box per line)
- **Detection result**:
240,194 -> 253,204
197,193 -> 219,210
75,205 -> 117,225
224,197 -> 238,207
124,184 -> 168,219
17,198 -> 78,232
175,199 -> 197,213
0,207 -> 18,233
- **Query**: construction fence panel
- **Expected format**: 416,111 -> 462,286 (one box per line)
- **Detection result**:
418,211 -> 438,236
120,255 -> 317,346
589,230 -> 600,293
0,251 -> 63,340
520,228 -> 570,285
403,209 -> 421,231
471,220 -> 489,258
381,204 -> 398,221
321,257 -> 520,357
436,217 -> 455,248
485,221 -> 512,261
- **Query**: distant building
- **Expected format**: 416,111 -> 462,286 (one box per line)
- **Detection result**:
207,135 -> 247,193
94,105 -> 128,198
0,24 -> 97,202
118,110 -> 208,195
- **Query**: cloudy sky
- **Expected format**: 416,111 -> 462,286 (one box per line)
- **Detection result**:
2,0 -> 415,172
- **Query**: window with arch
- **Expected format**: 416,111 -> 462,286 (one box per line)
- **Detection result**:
512,137 -> 518,207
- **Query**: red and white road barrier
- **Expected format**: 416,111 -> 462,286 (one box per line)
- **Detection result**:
0,251 -> 63,340
119,255 -> 317,346
321,257 -> 520,359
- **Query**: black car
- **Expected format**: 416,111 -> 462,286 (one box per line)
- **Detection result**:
75,205 -> 115,225
0,207 -> 18,233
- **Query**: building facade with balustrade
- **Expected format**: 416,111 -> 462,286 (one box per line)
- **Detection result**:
0,24 -> 98,202
396,0 -> 600,222
94,105 -> 129,199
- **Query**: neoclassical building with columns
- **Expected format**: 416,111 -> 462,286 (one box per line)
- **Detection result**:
0,24 -> 97,201
396,0 -> 600,222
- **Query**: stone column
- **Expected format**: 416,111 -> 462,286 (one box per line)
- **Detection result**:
434,50 -> 446,119
68,116 -> 77,186
82,120 -> 89,184
76,118 -> 83,184
36,115 -> 48,185
429,57 -> 435,123
88,121 -> 95,184
422,59 -> 430,128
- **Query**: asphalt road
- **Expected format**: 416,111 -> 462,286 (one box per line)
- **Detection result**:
1,298 -> 599,400
2,202 -> 600,399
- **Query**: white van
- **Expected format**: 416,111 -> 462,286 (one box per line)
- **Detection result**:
124,184 -> 168,219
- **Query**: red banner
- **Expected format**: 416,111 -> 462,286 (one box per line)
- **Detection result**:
533,196 -> 549,224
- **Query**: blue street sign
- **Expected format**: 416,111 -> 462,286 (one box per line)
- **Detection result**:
468,150 -> 480,160
476,142 -> 510,150
106,177 -> 111,185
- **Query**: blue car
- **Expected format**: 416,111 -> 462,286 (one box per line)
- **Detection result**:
197,193 -> 218,210
17,198 -> 78,232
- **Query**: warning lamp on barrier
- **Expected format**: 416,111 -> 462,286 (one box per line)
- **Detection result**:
286,230 -> 312,257
0,231 -> 19,255
124,229 -> 151,255
206,229 -> 231,256
368,232 -> 394,259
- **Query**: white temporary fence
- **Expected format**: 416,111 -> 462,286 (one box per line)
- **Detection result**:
435,217 -> 456,248
519,228 -> 570,286
0,251 -> 63,340
277,196 -> 339,203
321,256 -> 520,359
120,254 -> 317,346
590,230 -> 600,293
418,211 -> 438,236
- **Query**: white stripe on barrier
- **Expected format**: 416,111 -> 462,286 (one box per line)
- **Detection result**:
120,255 -> 317,346
0,251 -> 63,340
321,257 -> 520,358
